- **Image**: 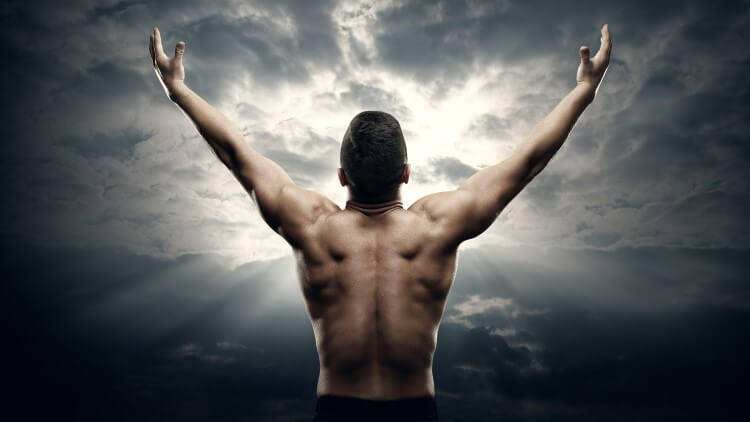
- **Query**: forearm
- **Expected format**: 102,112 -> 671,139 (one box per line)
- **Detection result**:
168,81 -> 244,169
516,82 -> 596,179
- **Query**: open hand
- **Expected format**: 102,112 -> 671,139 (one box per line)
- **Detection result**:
149,26 -> 186,100
576,24 -> 611,92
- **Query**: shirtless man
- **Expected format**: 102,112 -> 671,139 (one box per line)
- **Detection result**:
149,24 -> 611,422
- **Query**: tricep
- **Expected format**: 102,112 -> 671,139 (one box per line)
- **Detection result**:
451,153 -> 533,241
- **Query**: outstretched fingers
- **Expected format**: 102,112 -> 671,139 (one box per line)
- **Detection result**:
152,27 -> 169,64
594,24 -> 611,64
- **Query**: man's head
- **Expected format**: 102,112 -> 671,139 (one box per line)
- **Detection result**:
339,111 -> 409,200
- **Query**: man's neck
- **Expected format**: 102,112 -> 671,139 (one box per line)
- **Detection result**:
347,190 -> 402,205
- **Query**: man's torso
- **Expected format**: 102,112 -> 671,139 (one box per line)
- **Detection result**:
291,204 -> 459,400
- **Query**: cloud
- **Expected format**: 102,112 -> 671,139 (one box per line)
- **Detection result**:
4,233 -> 750,420
414,156 -> 478,185
3,240 -> 320,420
434,245 -> 750,419
171,341 -> 269,367
337,81 -> 412,118
464,112 -> 512,141
446,295 -> 550,328
245,118 -> 341,188
3,0 -> 749,263
55,126 -> 155,159
3,2 -> 750,419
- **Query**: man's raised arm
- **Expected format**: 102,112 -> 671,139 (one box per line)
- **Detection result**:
148,27 -> 335,243
411,24 -> 612,247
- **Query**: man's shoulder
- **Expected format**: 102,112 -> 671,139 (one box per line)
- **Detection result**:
408,189 -> 474,223
279,185 -> 341,218
274,186 -> 340,246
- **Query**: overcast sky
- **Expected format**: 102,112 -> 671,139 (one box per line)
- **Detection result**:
2,0 -> 749,421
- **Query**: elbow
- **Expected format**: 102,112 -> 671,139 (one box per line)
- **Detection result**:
215,149 -> 235,171
209,139 -> 237,170
519,146 -> 554,184
525,161 -> 545,183
512,150 -> 539,185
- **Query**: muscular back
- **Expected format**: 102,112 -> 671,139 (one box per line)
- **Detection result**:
289,200 -> 467,400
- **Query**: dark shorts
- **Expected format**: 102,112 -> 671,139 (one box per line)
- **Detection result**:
313,394 -> 439,422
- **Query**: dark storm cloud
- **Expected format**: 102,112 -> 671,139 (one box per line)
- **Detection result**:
442,0 -> 750,250
0,0 -> 343,147
544,29 -> 750,248
2,0 -> 750,421
3,240 -> 319,421
176,12 -> 324,101
55,126 -> 154,159
414,156 -> 478,185
337,81 -> 412,119
2,0 -> 748,254
4,241 -> 748,421
0,0 -> 348,255
434,246 -> 750,420
160,0 -> 343,103
370,0 -> 748,84
358,0 -> 750,248
464,113 -> 512,141
244,119 -> 341,188
369,0 -> 577,94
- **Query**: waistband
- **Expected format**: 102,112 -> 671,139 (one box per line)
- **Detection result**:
315,394 -> 438,421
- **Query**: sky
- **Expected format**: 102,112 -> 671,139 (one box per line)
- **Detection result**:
1,0 -> 749,420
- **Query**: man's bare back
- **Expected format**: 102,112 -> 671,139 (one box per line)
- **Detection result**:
280,182 -> 549,400
149,22 -> 611,417
296,203 -> 458,399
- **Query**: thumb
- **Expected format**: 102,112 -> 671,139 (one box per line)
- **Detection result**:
579,45 -> 590,63
175,41 -> 186,59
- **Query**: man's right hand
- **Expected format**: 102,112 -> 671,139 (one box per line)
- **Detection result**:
149,26 -> 186,101
576,24 -> 612,94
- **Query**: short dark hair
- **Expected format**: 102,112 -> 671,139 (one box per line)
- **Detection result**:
340,111 -> 408,197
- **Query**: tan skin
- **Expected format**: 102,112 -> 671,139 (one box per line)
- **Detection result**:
149,25 -> 611,400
